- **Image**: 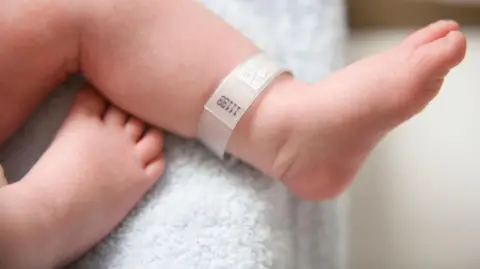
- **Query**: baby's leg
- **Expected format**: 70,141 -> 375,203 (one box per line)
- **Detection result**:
0,0 -> 468,201
78,0 -> 296,186
77,1 -> 466,199
0,0 -> 79,144
0,89 -> 164,269
0,3 -> 164,267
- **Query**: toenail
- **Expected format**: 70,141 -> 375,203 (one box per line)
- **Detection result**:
446,30 -> 461,41
440,20 -> 458,27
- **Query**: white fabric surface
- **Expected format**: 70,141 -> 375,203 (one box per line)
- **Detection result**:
0,0 -> 348,268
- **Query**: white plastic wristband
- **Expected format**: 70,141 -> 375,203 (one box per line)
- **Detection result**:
197,53 -> 291,158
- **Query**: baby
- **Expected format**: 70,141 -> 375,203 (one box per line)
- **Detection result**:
0,0 -> 466,268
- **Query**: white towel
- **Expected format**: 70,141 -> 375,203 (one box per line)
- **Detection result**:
0,0 -> 348,268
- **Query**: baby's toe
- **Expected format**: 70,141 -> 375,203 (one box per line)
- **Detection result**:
145,157 -> 165,180
70,88 -> 107,118
401,20 -> 459,49
103,106 -> 128,127
125,117 -> 145,142
135,128 -> 164,167
412,30 -> 467,77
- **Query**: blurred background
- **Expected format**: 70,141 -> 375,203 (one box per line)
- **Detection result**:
346,1 -> 480,269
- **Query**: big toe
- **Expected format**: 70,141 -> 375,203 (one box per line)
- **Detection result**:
401,20 -> 460,49
70,87 -> 107,118
412,30 -> 467,77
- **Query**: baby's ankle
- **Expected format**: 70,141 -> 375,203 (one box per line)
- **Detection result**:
0,182 -> 59,268
226,74 -> 304,177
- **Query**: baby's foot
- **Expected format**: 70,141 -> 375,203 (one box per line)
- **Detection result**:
10,88 -> 164,268
268,20 -> 466,200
